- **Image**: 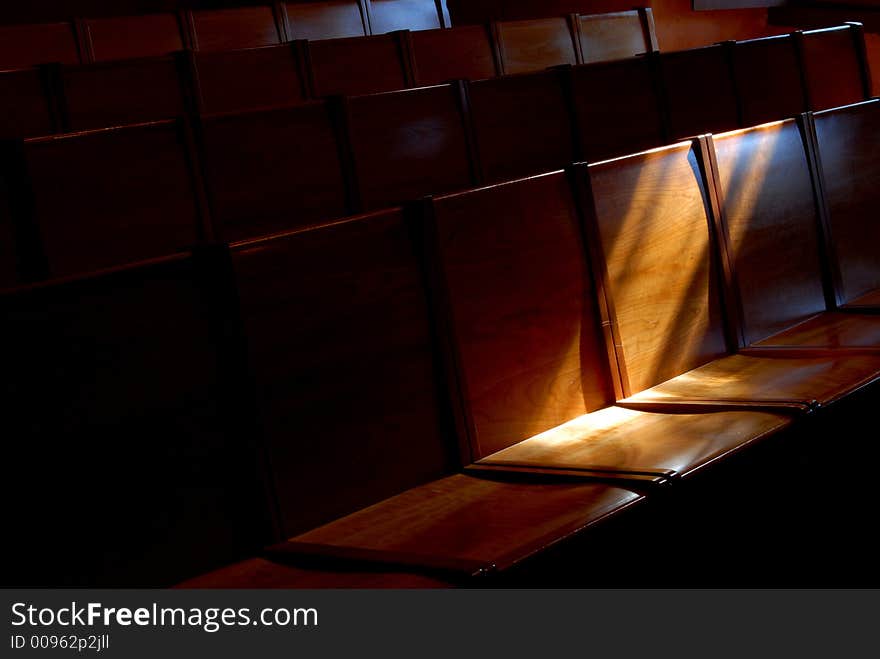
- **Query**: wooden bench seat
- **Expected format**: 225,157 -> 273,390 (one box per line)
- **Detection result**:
575,9 -> 657,64
0,66 -> 59,139
732,34 -> 807,126
281,0 -> 369,41
493,16 -> 578,75
307,32 -> 413,97
410,24 -> 499,86
185,6 -> 286,52
0,21 -> 80,69
797,24 -> 871,112
78,13 -> 186,62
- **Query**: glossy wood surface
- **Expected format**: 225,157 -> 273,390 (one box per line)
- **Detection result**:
585,142 -> 728,396
753,311 -> 880,348
230,210 -> 455,538
846,289 -> 880,309
308,33 -> 410,97
291,474 -> 642,571
368,0 -> 443,32
732,35 -> 806,126
283,0 -> 368,40
569,57 -> 666,162
347,84 -> 472,211
0,67 -> 57,139
576,10 -> 653,64
191,45 -> 309,115
494,17 -> 577,75
800,26 -> 868,111
430,172 -> 613,459
199,103 -> 347,243
467,70 -> 573,184
0,22 -> 80,68
411,25 -> 498,86
80,13 -> 184,62
188,6 -> 283,51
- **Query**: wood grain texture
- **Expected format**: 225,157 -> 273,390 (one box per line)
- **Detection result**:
753,311 -> 880,348
199,103 -> 347,243
800,26 -> 868,112
495,17 -> 577,75
476,406 -> 792,481
80,13 -> 184,62
846,289 -> 880,309
347,84 -> 472,211
291,473 -> 642,571
283,1 -> 367,40
585,142 -> 728,396
308,33 -> 410,97
368,0 -> 443,32
712,120 -> 827,347
659,45 -> 740,139
430,172 -> 614,459
0,22 -> 80,68
188,6 -> 283,51
576,10 -> 652,64
732,35 -> 806,126
0,67 -> 57,139
191,45 -> 309,115
230,210 -> 455,538
411,25 -> 498,86
813,100 -> 880,305
468,70 -> 573,184
569,57 -> 666,162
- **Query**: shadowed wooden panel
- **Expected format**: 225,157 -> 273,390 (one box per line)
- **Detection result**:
713,121 -> 827,346
16,121 -> 205,279
230,210 -> 455,537
431,172 -> 614,458
80,13 -> 184,62
570,58 -> 665,162
814,100 -> 880,305
495,17 -> 577,75
0,22 -> 80,68
586,142 -> 728,396
732,35 -> 806,126
284,1 -> 367,40
200,103 -> 346,243
189,6 -> 283,51
577,10 -> 652,64
468,70 -> 573,184
0,67 -> 56,139
61,56 -> 188,130
660,45 -> 740,139
411,25 -> 497,86
369,0 -> 443,32
0,178 -> 18,288
292,474 -> 642,571
753,311 -> 880,348
801,26 -> 868,111
308,34 -> 409,97
348,85 -> 472,211
191,46 -> 309,115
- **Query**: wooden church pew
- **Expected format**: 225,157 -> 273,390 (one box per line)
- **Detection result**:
1,253 -> 270,586
306,32 -> 413,97
185,5 -> 286,52
493,16 -> 579,75
466,69 -> 574,184
410,25 -> 500,86
0,119 -> 210,280
188,44 -> 311,115
366,0 -> 446,33
575,8 -> 657,64
197,102 -> 349,243
343,83 -> 475,211
576,140 -> 880,409
77,13 -> 187,62
0,66 -> 60,139
0,21 -> 81,69
797,24 -> 871,112
731,34 -> 807,127
280,0 -> 369,40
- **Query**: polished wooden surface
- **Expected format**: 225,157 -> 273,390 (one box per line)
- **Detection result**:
368,0 -> 444,32
188,6 -> 283,51
800,26 -> 868,111
283,0 -> 368,40
430,172 -> 614,459
659,45 -> 740,139
753,311 -> 880,348
494,17 -> 577,75
230,210 -> 455,537
308,33 -> 410,97
576,10 -> 653,64
476,406 -> 792,481
0,67 -> 57,139
291,474 -> 642,572
712,120 -> 827,347
61,56 -> 188,130
732,35 -> 806,126
79,13 -> 184,62
846,289 -> 880,308
411,25 -> 498,86
347,84 -> 473,211
813,100 -> 880,305
570,57 -> 666,162
585,142 -> 728,396
467,70 -> 573,184
0,21 -> 80,68
199,103 -> 347,242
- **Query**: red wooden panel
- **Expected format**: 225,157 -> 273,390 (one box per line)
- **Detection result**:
410,25 -> 498,86
190,45 -> 309,115
576,9 -> 654,64
199,103 -> 348,242
346,84 -> 473,211
467,70 -> 574,184
429,171 -> 615,459
0,22 -> 80,68
307,33 -> 410,97
368,0 -> 443,32
569,57 -> 666,162
188,6 -> 284,52
79,13 -> 184,63
230,209 -> 454,536
0,67 -> 57,139
800,25 -> 869,111
494,17 -> 577,75
283,0 -> 367,40
732,35 -> 807,127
